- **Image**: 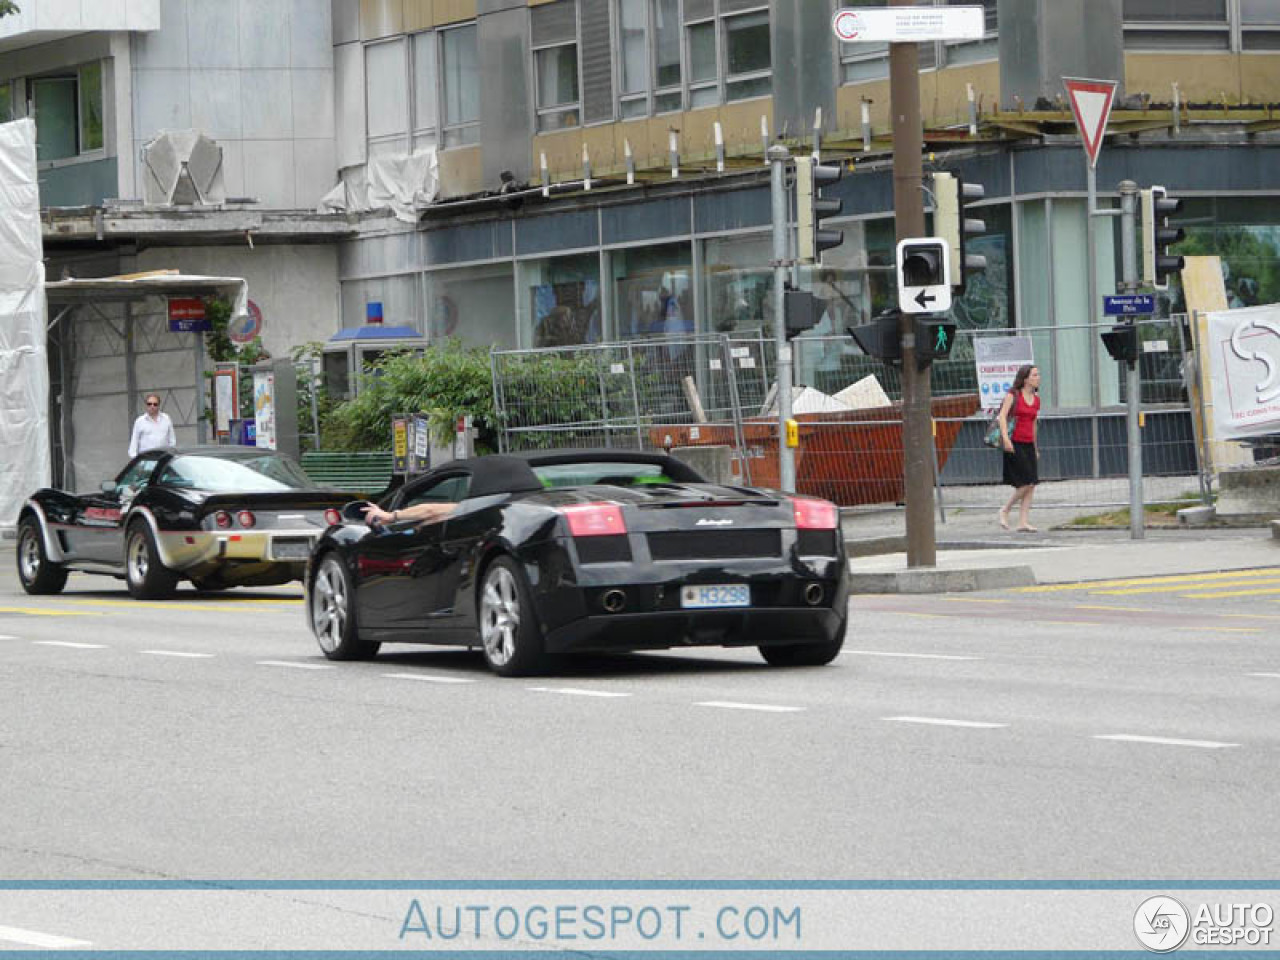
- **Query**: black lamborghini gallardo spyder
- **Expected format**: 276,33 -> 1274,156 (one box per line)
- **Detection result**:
306,449 -> 847,676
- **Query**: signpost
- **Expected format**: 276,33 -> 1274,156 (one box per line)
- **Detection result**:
167,297 -> 208,333
832,7 -> 985,568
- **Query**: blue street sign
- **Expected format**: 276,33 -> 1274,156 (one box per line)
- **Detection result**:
1103,294 -> 1155,316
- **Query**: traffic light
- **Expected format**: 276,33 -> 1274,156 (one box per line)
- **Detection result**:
914,318 -> 957,369
846,313 -> 902,363
783,287 -> 827,340
1142,185 -> 1185,290
933,171 -> 987,292
1101,322 -> 1139,366
896,238 -> 952,314
796,156 -> 844,263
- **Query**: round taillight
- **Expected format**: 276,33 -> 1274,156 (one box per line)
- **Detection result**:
214,511 -> 232,529
324,508 -> 341,526
237,510 -> 256,529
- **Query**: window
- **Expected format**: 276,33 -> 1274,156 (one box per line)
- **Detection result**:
412,32 -> 438,149
365,38 -> 409,155
1241,0 -> 1280,49
1123,0 -> 1230,49
532,0 -> 581,132
943,0 -> 998,66
441,24 -> 479,147
0,81 -> 11,123
723,10 -> 771,101
618,0 -> 682,118
402,473 -> 471,507
31,62 -> 104,163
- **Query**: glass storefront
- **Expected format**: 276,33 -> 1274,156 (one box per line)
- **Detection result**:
609,242 -> 693,342
425,263 -> 516,348
515,253 -> 603,348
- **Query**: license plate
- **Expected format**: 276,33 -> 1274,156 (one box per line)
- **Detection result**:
272,537 -> 312,560
681,584 -> 749,609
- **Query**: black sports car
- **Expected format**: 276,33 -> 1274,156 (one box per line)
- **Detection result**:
305,449 -> 848,676
17,447 -> 352,599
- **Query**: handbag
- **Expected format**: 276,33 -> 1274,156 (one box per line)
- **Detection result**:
982,398 -> 1016,449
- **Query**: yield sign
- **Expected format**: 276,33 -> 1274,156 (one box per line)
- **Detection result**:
1063,77 -> 1117,169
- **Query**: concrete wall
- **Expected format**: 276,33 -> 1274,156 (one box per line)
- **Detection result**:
130,0 -> 336,209
0,0 -> 160,44
135,243 -> 342,356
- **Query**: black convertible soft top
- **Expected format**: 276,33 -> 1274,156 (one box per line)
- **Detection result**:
460,449 -> 706,498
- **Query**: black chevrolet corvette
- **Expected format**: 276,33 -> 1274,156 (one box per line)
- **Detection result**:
17,447 -> 352,599
306,449 -> 848,676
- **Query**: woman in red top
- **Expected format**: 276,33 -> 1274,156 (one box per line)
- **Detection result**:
997,364 -> 1042,532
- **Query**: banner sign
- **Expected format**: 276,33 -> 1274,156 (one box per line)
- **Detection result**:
167,297 -> 209,332
212,363 -> 239,437
974,335 -> 1034,411
391,416 -> 410,474
253,371 -> 276,450
1207,302 -> 1280,440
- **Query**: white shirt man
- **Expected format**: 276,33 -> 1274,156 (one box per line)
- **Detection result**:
128,395 -> 176,457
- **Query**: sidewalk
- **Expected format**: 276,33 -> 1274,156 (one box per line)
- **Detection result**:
841,500 -> 1280,592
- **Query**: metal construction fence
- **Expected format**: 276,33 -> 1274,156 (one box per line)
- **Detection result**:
491,316 -> 1215,510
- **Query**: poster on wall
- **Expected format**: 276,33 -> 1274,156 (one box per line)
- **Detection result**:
1207,303 -> 1280,440
213,364 -> 239,437
974,335 -> 1034,411
254,371 -> 276,450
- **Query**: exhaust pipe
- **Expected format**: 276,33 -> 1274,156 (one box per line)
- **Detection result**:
601,589 -> 627,613
803,583 -> 824,606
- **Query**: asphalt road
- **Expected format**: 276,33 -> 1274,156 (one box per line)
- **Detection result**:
2,559 -> 1279,884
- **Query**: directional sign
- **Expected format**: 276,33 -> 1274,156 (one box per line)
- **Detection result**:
832,6 -> 984,43
1063,77 -> 1117,169
896,238 -> 953,315
1104,294 -> 1155,316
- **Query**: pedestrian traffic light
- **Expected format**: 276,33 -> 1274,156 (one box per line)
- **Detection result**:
846,313 -> 902,363
1142,185 -> 1185,290
913,318 -> 957,369
1101,322 -> 1139,366
796,156 -> 844,263
933,171 -> 987,292
783,287 -> 827,340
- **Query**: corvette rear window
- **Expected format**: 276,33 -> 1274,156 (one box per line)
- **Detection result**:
160,455 -> 312,492
534,462 -> 671,488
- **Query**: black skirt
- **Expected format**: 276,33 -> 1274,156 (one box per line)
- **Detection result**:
1003,441 -> 1039,487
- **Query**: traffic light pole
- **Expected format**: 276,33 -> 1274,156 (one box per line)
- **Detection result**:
769,143 -> 796,492
890,40 -> 935,567
1118,179 -> 1144,540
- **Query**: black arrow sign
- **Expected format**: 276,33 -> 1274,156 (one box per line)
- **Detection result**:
914,289 -> 936,310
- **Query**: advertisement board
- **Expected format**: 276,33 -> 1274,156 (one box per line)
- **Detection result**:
973,336 -> 1034,411
1207,303 -> 1280,440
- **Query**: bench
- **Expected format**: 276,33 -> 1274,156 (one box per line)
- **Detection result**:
300,451 -> 396,498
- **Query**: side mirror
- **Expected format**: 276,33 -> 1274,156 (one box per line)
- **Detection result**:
342,501 -> 372,522
101,480 -> 117,495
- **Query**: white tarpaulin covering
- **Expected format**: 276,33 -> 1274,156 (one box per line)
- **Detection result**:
1207,302 -> 1280,440
317,147 -> 440,223
0,118 -> 48,530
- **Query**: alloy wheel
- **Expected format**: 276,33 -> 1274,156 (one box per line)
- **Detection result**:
312,559 -> 348,654
480,566 -> 521,667
18,528 -> 41,584
127,530 -> 150,584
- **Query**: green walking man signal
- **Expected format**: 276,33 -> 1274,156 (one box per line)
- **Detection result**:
913,317 -> 957,370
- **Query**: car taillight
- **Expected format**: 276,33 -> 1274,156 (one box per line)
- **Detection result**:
237,510 -> 257,529
214,511 -> 232,529
793,497 -> 838,530
561,502 -> 627,537
324,508 -> 341,526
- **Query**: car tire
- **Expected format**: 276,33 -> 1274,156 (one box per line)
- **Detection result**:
759,618 -> 846,667
16,517 -> 68,595
478,556 -> 546,677
125,521 -> 179,600
310,553 -> 380,660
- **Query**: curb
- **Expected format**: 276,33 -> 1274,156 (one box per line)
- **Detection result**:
849,564 -> 1036,594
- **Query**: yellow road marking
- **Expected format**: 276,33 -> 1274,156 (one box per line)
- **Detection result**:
1092,577 -> 1280,596
940,597 -> 1012,605
0,606 -> 95,617
1175,626 -> 1261,634
1179,587 -> 1280,599
57,598 -> 292,613
1017,568 -> 1280,593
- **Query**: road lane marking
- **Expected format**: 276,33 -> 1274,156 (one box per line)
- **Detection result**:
0,924 -> 92,949
1246,672 -> 1280,679
1093,577 -> 1280,596
0,634 -> 17,640
0,606 -> 94,617
59,598 -> 291,613
1181,586 -> 1280,599
142,650 -> 216,659
1094,734 -> 1239,749
695,701 -> 804,713
846,650 -> 982,661
255,660 -> 335,671
887,716 -> 1008,729
1018,568 -> 1280,591
383,672 -> 476,684
940,597 -> 1012,604
528,686 -> 632,698
34,640 -> 106,649
1174,626 -> 1261,634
